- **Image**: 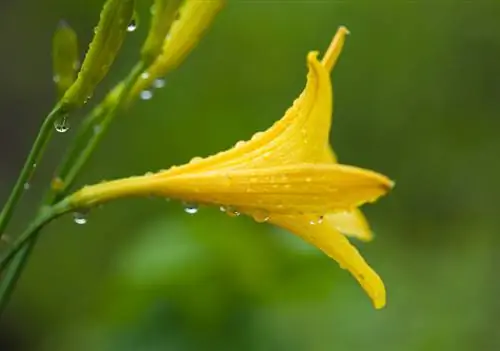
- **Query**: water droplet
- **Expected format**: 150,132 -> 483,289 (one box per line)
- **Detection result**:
73,212 -> 87,225
141,72 -> 150,80
153,78 -> 166,89
183,202 -> 199,215
140,90 -> 153,100
53,75 -> 61,83
220,206 -> 227,212
225,206 -> 240,217
32,163 -> 37,168
309,216 -> 324,225
23,182 -> 30,190
190,157 -> 203,164
54,116 -> 70,133
252,210 -> 270,223
251,132 -> 263,140
93,125 -> 102,135
127,20 -> 137,32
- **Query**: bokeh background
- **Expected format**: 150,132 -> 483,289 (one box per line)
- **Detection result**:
0,0 -> 499,350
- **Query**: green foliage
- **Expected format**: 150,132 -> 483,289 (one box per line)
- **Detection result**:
61,0 -> 136,109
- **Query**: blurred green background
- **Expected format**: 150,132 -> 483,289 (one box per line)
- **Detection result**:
0,0 -> 499,350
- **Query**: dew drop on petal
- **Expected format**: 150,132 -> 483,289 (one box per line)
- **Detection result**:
309,216 -> 324,225
189,157 -> 203,164
140,90 -> 153,100
73,212 -> 88,225
183,202 -> 199,215
252,210 -> 270,223
225,206 -> 240,217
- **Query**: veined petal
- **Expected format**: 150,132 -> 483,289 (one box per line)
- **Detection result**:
152,163 -> 393,214
163,36 -> 338,177
70,163 -> 393,215
270,213 -> 385,309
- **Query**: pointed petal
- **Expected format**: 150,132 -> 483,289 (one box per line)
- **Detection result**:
165,49 -> 334,177
326,209 -> 374,242
321,26 -> 350,73
151,163 -> 393,215
270,213 -> 385,309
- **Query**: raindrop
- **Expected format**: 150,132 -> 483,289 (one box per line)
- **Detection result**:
93,125 -> 102,135
23,182 -> 30,190
54,116 -> 70,133
127,19 -> 137,32
252,210 -> 270,223
189,157 -> 203,164
225,206 -> 240,217
309,216 -> 324,225
141,72 -> 150,80
140,90 -> 153,100
183,202 -> 199,215
153,78 -> 166,89
73,212 -> 87,225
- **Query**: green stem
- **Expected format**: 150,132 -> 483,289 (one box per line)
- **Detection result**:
0,62 -> 145,312
0,104 -> 64,236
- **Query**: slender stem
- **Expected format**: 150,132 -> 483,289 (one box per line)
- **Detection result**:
0,62 -> 145,312
0,104 -> 64,236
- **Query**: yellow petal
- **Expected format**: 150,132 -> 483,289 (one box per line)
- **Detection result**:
70,163 -> 393,215
270,213 -> 385,309
163,47 -> 334,178
321,26 -> 349,73
326,209 -> 374,242
152,163 -> 393,214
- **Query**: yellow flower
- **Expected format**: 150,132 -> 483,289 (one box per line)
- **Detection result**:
70,27 -> 393,309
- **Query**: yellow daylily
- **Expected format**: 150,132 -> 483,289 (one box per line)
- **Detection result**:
70,27 -> 393,309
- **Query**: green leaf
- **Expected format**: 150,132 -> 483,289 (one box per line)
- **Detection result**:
61,0 -> 136,109
141,0 -> 184,64
52,20 -> 79,99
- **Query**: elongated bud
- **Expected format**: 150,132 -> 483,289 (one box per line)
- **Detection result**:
129,0 -> 224,101
52,20 -> 79,99
61,0 -> 136,109
141,0 -> 184,64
